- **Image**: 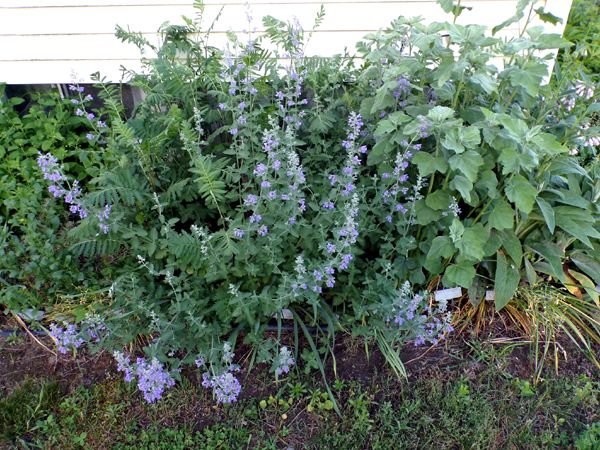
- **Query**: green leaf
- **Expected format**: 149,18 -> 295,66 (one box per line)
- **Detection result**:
427,106 -> 455,122
505,175 -> 537,214
425,236 -> 455,273
449,150 -> 483,182
450,175 -> 473,203
524,258 -> 538,286
494,251 -> 520,311
470,73 -> 498,94
425,190 -> 452,210
413,199 -> 441,225
444,262 -> 476,288
488,199 -> 514,230
455,223 -> 488,261
535,7 -> 562,25
412,152 -> 448,176
570,252 -> 600,286
499,230 -> 523,267
535,197 -> 555,233
437,0 -> 454,13
530,242 -> 564,280
476,170 -> 498,199
492,0 -> 533,35
531,133 -> 568,156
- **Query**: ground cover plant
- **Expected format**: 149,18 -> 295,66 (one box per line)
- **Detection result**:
0,332 -> 598,449
0,0 -> 598,409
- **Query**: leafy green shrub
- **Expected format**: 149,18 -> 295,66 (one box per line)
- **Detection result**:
560,0 -> 600,79
0,85 -> 110,311
19,0 -> 600,401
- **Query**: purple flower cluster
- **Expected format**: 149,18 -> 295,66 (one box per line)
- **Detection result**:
197,342 -> 242,404
202,372 -> 242,404
290,113 -> 367,296
393,76 -> 411,99
49,323 -> 84,354
392,282 -> 454,346
274,346 -> 295,376
380,142 -> 420,224
113,352 -> 175,403
81,314 -> 107,342
97,204 -> 112,234
37,152 -> 88,218
37,152 -> 112,233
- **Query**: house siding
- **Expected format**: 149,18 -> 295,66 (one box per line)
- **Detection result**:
0,0 -> 572,84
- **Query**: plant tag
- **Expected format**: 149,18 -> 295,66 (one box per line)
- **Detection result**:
434,287 -> 462,301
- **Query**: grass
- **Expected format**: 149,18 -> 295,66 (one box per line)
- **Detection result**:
1,343 -> 598,450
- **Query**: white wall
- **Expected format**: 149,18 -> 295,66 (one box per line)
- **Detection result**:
0,0 -> 572,84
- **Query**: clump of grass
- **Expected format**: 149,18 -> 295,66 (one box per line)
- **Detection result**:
0,379 -> 61,442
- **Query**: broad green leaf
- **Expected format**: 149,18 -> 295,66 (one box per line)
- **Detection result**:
412,152 -> 448,176
449,218 -> 465,244
455,223 -> 488,261
570,252 -> 600,286
488,199 -> 514,230
449,150 -> 484,182
530,242 -> 564,280
444,262 -> 476,288
442,128 -> 465,154
427,106 -> 455,122
470,72 -> 498,94
425,190 -> 452,210
413,199 -> 441,225
535,197 -> 555,233
476,170 -> 498,199
499,230 -> 523,267
374,119 -> 396,137
494,251 -> 520,311
424,236 -> 455,273
531,133 -> 568,155
569,270 -> 600,305
492,0 -> 532,34
437,0 -> 454,13
461,126 -> 481,148
534,7 -> 562,25
483,230 -> 503,256
450,175 -> 473,203
435,55 -> 455,88
524,258 -> 538,286
505,175 -> 537,214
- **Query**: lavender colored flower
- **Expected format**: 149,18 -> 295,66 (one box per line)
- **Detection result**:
49,323 -> 84,354
71,99 -> 79,105
97,120 -> 107,128
244,194 -> 258,206
249,213 -> 262,223
84,94 -> 94,102
87,112 -> 95,120
233,228 -> 245,239
254,163 -> 267,177
275,346 -> 295,376
267,190 -> 277,200
75,108 -> 85,117
218,103 -> 226,110
86,133 -> 94,140
210,372 -> 242,404
229,128 -> 238,136
339,253 -> 353,270
322,200 -> 335,209
326,242 -> 336,254
114,351 -> 134,382
258,225 -> 269,236
135,357 -> 176,403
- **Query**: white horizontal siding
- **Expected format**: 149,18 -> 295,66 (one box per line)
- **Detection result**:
0,0 -> 572,84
